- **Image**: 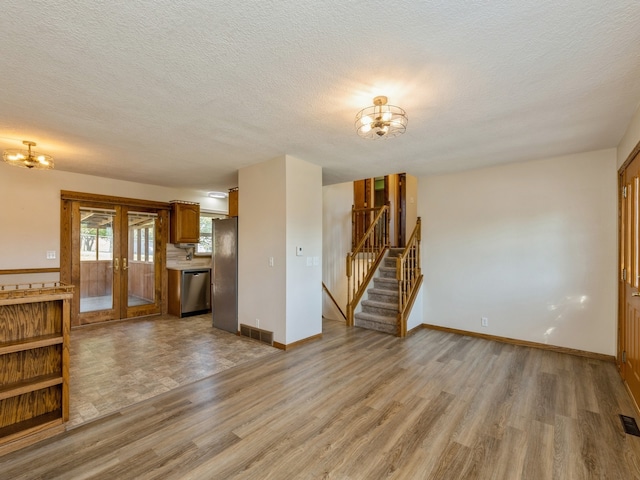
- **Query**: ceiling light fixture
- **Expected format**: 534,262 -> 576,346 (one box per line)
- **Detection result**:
355,96 -> 408,139
208,191 -> 228,199
3,140 -> 54,170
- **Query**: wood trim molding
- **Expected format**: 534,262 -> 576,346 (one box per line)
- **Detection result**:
60,191 -> 171,210
618,139 -> 640,173
273,333 -> 323,351
422,324 -> 615,362
0,268 -> 60,275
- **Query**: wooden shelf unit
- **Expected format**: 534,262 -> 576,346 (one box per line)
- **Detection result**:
0,282 -> 73,457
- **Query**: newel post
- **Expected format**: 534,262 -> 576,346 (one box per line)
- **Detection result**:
416,217 -> 422,276
346,252 -> 353,326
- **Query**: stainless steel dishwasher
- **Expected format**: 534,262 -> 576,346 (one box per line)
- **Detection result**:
181,269 -> 211,316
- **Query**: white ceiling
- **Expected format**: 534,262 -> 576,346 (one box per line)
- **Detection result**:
2,1 -> 640,190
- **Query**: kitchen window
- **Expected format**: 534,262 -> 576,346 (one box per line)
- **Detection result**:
197,212 -> 227,254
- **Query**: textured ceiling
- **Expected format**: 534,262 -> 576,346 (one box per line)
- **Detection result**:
1,1 -> 640,190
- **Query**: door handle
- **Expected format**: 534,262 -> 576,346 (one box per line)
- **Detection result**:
123,258 -> 128,271
633,292 -> 640,297
114,258 -> 119,273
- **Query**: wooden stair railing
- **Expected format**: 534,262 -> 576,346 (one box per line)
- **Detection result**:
346,205 -> 390,326
322,281 -> 347,321
396,217 -> 423,337
352,204 -> 385,250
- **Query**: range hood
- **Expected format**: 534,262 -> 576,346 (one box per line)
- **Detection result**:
175,243 -> 197,249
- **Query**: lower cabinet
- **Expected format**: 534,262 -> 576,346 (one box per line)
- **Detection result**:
0,282 -> 73,456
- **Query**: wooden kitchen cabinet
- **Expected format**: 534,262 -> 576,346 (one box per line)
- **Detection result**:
228,188 -> 238,217
170,201 -> 200,243
0,282 -> 73,456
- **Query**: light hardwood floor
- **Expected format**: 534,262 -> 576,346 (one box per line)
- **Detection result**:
2,319 -> 640,479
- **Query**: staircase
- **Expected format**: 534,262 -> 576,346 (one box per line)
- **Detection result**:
354,248 -> 403,335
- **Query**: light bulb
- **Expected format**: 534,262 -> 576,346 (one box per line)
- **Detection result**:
361,115 -> 373,125
382,111 -> 392,122
361,124 -> 371,133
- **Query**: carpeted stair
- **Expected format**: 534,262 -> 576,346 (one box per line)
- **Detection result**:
354,248 -> 403,335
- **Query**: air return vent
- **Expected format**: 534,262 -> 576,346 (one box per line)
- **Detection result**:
620,415 -> 640,436
240,324 -> 273,346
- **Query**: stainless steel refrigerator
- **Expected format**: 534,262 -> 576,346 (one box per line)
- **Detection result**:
211,217 -> 238,333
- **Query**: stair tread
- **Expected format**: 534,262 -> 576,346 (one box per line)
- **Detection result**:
368,287 -> 398,295
362,299 -> 398,309
375,277 -> 398,284
355,311 -> 397,322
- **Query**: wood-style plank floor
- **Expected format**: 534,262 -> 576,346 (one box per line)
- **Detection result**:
3,319 -> 640,479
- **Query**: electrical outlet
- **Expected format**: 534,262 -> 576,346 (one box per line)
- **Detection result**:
481,317 -> 488,327
256,319 -> 260,328
46,250 -> 56,260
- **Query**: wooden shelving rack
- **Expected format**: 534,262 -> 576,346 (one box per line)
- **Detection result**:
0,282 -> 73,456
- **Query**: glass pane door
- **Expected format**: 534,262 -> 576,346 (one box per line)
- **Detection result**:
127,212 -> 158,308
79,208 -> 116,313
70,201 -> 164,325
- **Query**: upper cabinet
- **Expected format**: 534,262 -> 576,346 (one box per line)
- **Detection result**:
170,201 -> 200,243
228,188 -> 238,217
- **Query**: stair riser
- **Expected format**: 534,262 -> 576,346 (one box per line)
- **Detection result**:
373,279 -> 397,290
362,304 -> 397,317
354,318 -> 398,335
383,259 -> 396,268
368,292 -> 398,303
379,268 -> 396,279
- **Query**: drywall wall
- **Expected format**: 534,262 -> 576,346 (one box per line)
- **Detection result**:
405,174 -> 418,237
322,182 -> 352,320
419,149 -> 617,355
0,163 -> 226,284
618,103 -> 640,168
238,155 -> 323,345
238,156 -> 287,342
285,156 -> 323,344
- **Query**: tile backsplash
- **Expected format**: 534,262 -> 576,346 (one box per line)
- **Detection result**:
166,244 -> 211,269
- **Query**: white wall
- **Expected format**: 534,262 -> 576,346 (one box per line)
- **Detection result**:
405,174 -> 418,237
0,164 -> 226,284
419,149 -> 618,355
618,103 -> 640,168
238,155 -> 322,345
322,182 -> 352,320
285,156 -> 323,344
238,157 -> 287,342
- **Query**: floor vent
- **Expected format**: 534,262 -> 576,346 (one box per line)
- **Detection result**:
620,415 -> 640,436
240,324 -> 273,346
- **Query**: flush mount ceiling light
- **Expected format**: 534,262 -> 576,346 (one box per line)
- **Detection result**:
355,96 -> 408,139
207,191 -> 228,199
3,140 -> 54,169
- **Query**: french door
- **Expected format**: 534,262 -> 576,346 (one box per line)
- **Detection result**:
61,193 -> 168,326
619,143 -> 640,405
